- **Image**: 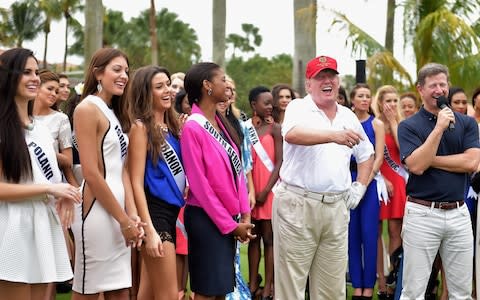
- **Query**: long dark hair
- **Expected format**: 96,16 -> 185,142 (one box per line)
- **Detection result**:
351,83 -> 375,116
184,62 -> 241,150
127,65 -> 180,164
271,83 -> 294,123
81,48 -> 130,131
0,48 -> 36,182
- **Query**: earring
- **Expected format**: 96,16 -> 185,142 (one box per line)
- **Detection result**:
208,89 -> 212,96
97,81 -> 103,93
226,106 -> 230,116
252,110 -> 261,127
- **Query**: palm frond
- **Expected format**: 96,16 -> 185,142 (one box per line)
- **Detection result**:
415,8 -> 480,68
330,10 -> 384,57
366,51 -> 413,90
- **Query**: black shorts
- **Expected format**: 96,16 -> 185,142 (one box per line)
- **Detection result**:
145,188 -> 181,244
184,205 -> 235,296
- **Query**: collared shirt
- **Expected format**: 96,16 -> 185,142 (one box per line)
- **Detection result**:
398,106 -> 480,201
280,95 -> 374,193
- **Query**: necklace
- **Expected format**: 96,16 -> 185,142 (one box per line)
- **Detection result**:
156,123 -> 169,133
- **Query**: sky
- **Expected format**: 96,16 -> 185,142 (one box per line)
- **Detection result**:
1,0 -> 417,77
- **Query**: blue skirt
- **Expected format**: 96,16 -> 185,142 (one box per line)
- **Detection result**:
185,205 -> 236,296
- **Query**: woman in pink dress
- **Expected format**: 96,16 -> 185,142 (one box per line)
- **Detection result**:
247,86 -> 283,300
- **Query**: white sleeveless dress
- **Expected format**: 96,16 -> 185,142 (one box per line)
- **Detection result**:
71,95 -> 131,294
0,121 -> 72,283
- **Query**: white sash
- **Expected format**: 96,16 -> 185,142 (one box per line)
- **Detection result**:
160,138 -> 186,194
27,141 -> 56,183
189,113 -> 242,175
86,95 -> 128,160
384,145 -> 409,182
245,119 -> 274,172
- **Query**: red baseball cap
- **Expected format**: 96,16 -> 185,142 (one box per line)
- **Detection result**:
305,55 -> 339,79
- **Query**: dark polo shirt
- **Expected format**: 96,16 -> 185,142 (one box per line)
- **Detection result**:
398,106 -> 480,201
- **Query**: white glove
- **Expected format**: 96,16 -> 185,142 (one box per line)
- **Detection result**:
345,181 -> 367,209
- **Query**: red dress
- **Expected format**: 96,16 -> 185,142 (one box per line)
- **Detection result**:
251,126 -> 276,220
175,206 -> 188,255
379,133 -> 407,220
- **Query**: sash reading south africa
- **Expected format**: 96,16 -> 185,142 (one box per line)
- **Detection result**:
189,113 -> 242,175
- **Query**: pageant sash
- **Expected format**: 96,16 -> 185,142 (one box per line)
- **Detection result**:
189,113 -> 242,175
245,119 -> 274,173
28,141 -> 55,182
160,139 -> 186,194
87,95 -> 128,160
384,145 -> 409,182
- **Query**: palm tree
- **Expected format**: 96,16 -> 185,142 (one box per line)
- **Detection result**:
212,0 -> 226,68
0,7 -> 14,47
39,0 -> 62,68
60,0 -> 83,71
84,0 -> 103,64
4,0 -> 43,48
69,9 -> 126,58
332,0 -> 480,92
385,0 -> 396,54
149,0 -> 158,65
226,23 -> 262,59
115,8 -> 200,71
293,0 -> 316,96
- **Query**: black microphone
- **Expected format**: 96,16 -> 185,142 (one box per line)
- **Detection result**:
436,95 -> 455,131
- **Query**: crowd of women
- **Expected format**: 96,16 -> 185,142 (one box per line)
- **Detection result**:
2,46 -> 480,300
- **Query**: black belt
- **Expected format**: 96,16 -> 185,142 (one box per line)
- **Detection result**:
407,196 -> 464,210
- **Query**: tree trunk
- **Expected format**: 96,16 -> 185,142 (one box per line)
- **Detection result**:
212,0 -> 226,69
84,0 -> 103,64
43,30 -> 49,69
63,14 -> 69,72
385,0 -> 395,54
293,0 -> 316,97
149,0 -> 158,65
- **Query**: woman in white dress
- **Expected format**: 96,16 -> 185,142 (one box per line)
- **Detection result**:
33,69 -> 79,298
71,47 -> 144,300
0,48 -> 81,300
33,70 -> 79,188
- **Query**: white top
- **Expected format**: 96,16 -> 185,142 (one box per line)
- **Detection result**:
280,95 -> 374,193
34,110 -> 72,153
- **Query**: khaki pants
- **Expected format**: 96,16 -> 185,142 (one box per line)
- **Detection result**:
400,201 -> 473,300
272,183 -> 349,300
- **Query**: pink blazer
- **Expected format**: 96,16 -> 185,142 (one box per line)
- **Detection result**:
180,105 -> 250,234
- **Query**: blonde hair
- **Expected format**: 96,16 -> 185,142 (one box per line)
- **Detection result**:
226,74 -> 241,119
171,72 -> 185,81
373,85 -> 402,122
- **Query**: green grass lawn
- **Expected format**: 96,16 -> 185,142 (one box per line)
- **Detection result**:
57,222 -> 446,300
